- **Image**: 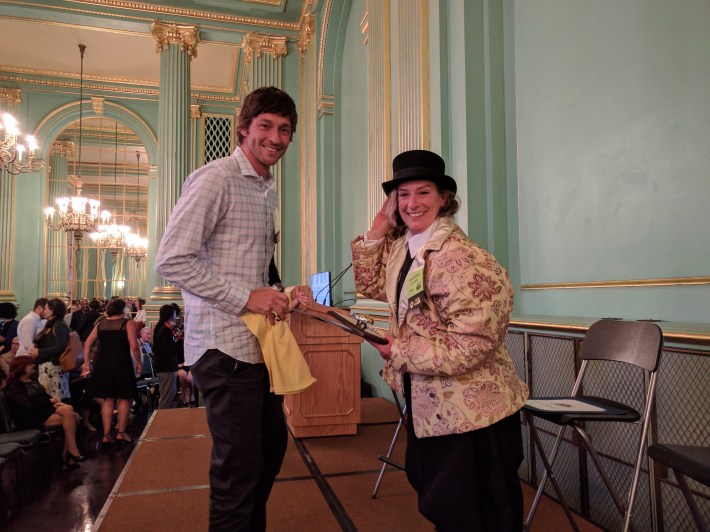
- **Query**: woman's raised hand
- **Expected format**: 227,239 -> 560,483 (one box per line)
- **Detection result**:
366,199 -> 394,241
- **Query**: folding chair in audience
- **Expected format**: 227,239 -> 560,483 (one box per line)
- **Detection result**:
135,353 -> 159,414
372,388 -> 407,499
522,319 -> 663,532
0,391 -> 47,494
647,443 -> 710,532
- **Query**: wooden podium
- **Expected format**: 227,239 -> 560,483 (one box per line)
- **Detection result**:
284,298 -> 362,437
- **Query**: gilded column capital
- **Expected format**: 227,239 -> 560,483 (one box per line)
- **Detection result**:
190,104 -> 201,119
51,140 -> 76,159
242,33 -> 288,66
297,14 -> 316,57
0,87 -> 21,105
151,21 -> 200,60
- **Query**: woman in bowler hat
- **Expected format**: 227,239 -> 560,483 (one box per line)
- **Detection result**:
351,149 -> 529,531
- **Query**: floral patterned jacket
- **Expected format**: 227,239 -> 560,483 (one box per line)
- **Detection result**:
352,216 -> 528,438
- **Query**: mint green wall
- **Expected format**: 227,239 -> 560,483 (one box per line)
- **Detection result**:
508,0 -> 710,322
279,43 -> 304,288
338,0 -> 368,305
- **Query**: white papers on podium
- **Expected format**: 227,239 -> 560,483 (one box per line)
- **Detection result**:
525,399 -> 606,413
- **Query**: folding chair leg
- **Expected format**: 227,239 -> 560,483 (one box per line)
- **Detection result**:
372,417 -> 405,498
524,414 -> 580,532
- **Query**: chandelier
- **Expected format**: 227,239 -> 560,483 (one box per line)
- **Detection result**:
126,232 -> 148,263
1,111 -> 45,175
44,44 -> 102,245
126,151 -> 148,263
90,122 -> 132,256
44,182 -> 101,243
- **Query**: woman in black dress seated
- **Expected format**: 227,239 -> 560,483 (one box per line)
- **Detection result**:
82,298 -> 141,445
4,355 -> 85,468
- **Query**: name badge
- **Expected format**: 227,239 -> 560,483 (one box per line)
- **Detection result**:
406,267 -> 425,310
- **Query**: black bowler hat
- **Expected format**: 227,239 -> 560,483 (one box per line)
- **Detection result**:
382,149 -> 457,195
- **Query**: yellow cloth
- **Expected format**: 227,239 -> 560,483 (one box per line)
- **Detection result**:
242,312 -> 316,394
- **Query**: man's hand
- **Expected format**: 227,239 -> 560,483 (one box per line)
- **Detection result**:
246,287 -> 291,325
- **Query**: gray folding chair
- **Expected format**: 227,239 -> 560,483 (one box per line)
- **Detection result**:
135,353 -> 159,414
647,443 -> 710,532
522,319 -> 663,532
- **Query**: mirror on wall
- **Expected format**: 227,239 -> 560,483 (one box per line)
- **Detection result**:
44,117 -> 149,301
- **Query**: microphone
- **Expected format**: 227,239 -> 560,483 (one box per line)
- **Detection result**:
326,263 -> 353,306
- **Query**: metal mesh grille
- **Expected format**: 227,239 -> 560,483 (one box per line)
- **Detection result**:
529,335 -> 576,397
534,427 -> 582,511
204,115 -> 232,163
656,349 -> 710,448
584,360 -> 646,462
509,326 -> 709,531
587,454 -> 652,531
506,331 -> 526,382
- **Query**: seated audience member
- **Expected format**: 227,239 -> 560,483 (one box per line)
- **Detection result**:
30,298 -> 70,400
4,356 -> 86,468
0,302 -> 19,355
152,305 -> 182,410
0,337 -> 21,386
133,298 -> 146,331
138,327 -> 153,357
17,298 -> 47,356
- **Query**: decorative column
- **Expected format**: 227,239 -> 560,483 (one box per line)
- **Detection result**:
364,1 -> 392,223
241,32 -> 288,269
0,88 -> 21,303
46,141 -> 74,298
149,21 -> 198,301
395,0 -> 430,152
298,15 -> 317,282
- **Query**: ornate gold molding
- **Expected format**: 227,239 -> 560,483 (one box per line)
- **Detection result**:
27,0 -> 303,30
318,95 -> 334,118
151,21 -> 200,60
0,87 -> 21,104
317,0 -> 332,105
242,33 -> 288,66
297,14 -> 315,58
521,276 -> 710,290
360,9 -> 368,45
190,104 -> 201,119
91,97 -> 105,114
51,141 -> 75,158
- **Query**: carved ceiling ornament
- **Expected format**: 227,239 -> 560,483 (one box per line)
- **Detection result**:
151,21 -> 200,60
91,97 -> 105,114
297,14 -> 315,58
0,87 -> 21,105
51,140 -> 76,159
242,33 -> 288,66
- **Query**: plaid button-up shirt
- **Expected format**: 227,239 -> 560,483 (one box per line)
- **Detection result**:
156,147 -> 278,365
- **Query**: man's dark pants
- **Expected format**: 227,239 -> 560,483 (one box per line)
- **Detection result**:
191,349 -> 287,532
